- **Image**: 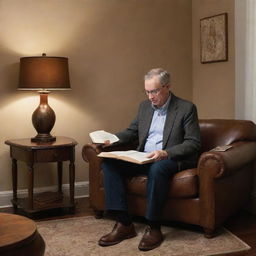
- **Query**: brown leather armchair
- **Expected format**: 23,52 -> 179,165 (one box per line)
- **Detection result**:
82,119 -> 256,237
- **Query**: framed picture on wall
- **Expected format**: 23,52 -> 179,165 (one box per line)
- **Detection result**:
200,13 -> 228,64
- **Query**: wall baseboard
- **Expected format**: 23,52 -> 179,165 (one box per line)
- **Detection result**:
0,181 -> 89,208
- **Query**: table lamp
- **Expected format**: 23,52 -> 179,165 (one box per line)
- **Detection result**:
18,53 -> 71,143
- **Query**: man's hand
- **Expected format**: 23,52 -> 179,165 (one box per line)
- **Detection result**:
91,140 -> 112,154
147,150 -> 168,161
103,140 -> 111,146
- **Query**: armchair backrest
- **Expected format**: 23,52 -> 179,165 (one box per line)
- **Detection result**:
199,119 -> 256,153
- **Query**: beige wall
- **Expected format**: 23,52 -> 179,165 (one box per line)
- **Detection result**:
0,0 -> 192,193
192,0 -> 235,118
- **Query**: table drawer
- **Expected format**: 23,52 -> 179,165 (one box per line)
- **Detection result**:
35,148 -> 71,162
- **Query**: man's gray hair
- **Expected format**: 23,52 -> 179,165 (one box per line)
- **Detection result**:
144,68 -> 171,86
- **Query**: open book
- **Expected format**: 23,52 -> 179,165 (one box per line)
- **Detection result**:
89,130 -> 119,144
98,150 -> 154,165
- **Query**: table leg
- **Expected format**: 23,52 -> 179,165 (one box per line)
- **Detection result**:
69,161 -> 75,205
27,163 -> 34,210
57,162 -> 63,194
12,159 -> 17,200
12,159 -> 17,210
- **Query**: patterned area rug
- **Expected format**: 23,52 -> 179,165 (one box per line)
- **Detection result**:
37,216 -> 250,256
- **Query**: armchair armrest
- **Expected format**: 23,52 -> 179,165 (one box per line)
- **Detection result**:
82,143 -> 102,163
197,141 -> 256,231
82,141 -> 139,212
198,141 -> 256,179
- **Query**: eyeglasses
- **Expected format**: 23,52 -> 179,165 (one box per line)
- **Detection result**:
145,86 -> 165,96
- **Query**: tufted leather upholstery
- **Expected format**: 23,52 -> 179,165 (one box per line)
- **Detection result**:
82,119 -> 256,237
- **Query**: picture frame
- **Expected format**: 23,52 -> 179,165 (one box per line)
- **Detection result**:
200,13 -> 228,64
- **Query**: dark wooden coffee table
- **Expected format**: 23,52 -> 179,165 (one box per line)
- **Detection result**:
0,213 -> 45,256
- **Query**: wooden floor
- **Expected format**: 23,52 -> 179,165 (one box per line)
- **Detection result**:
1,197 -> 256,256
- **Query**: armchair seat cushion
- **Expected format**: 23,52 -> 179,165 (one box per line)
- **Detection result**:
126,168 -> 198,198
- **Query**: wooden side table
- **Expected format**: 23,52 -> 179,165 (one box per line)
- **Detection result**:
0,213 -> 45,256
5,136 -> 77,217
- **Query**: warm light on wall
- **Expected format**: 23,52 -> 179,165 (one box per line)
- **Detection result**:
0,0 -> 89,55
1,19 -> 70,55
1,95 -> 93,138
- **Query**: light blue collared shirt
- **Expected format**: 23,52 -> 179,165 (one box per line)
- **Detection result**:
144,95 -> 171,153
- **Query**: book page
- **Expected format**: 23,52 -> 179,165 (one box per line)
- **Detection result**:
89,130 -> 119,144
119,150 -> 152,162
98,150 -> 153,163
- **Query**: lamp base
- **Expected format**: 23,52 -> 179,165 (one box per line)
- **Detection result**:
31,92 -> 56,143
31,134 -> 56,143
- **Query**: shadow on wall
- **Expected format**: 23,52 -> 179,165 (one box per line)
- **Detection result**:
0,53 -> 19,109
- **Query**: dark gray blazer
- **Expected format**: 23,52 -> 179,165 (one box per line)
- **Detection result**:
116,93 -> 201,170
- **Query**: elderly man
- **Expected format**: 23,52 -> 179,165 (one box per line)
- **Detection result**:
98,68 -> 201,251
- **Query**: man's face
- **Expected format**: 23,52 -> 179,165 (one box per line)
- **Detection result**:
144,76 -> 170,107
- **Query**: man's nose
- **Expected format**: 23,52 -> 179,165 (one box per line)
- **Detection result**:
148,93 -> 153,99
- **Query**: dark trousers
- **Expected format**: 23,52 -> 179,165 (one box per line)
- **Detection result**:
102,158 -> 179,221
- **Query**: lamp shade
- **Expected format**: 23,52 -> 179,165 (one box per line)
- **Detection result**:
18,54 -> 70,90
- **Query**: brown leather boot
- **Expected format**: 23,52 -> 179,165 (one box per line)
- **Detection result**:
138,226 -> 163,251
98,222 -> 137,246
